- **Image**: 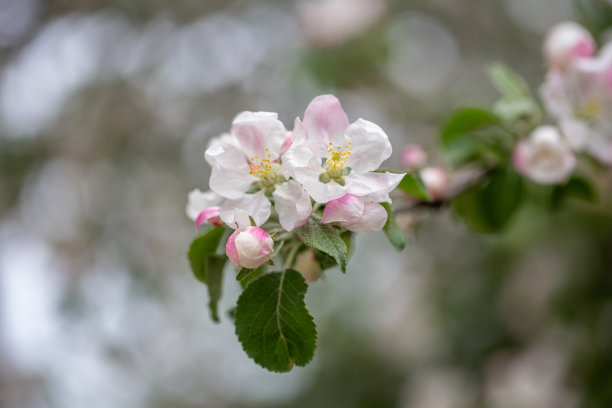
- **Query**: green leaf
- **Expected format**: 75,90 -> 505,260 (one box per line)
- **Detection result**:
397,173 -> 431,201
236,267 -> 265,289
441,108 -> 503,166
313,249 -> 337,270
552,176 -> 598,208
235,269 -> 317,372
205,255 -> 226,322
488,62 -> 530,100
381,202 -> 406,251
187,226 -> 227,322
188,226 -> 225,283
453,167 -> 524,233
297,219 -> 348,273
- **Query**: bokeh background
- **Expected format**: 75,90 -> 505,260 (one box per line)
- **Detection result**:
1,0 -> 612,407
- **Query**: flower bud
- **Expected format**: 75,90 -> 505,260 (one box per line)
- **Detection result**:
294,249 -> 323,282
420,167 -> 449,200
226,226 -> 274,270
544,22 -> 595,71
402,145 -> 427,170
186,189 -> 223,228
513,126 -> 576,184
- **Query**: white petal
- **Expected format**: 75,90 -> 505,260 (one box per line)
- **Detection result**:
280,137 -> 320,179
299,169 -> 348,203
205,140 -> 257,199
232,111 -> 286,160
559,118 -> 590,150
346,171 -> 405,202
273,180 -> 312,231
342,202 -> 387,233
219,190 -> 271,228
185,189 -> 224,220
321,194 -> 364,224
345,118 -> 392,173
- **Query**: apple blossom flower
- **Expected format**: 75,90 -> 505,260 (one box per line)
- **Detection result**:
513,126 -> 576,185
282,95 -> 405,204
226,226 -> 274,270
186,189 -> 223,228
321,193 -> 388,233
402,145 -> 427,170
298,0 -> 387,48
205,111 -> 312,230
420,167 -> 449,200
541,43 -> 612,165
294,249 -> 324,282
544,21 -> 596,71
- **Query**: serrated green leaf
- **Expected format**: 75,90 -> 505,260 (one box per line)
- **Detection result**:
381,202 -> 406,251
187,226 -> 227,322
205,255 -> 226,322
397,173 -> 431,201
188,226 -> 225,283
235,269 -> 317,372
297,219 -> 348,273
313,249 -> 337,270
453,167 -> 523,233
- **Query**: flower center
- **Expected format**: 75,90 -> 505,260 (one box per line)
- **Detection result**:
320,142 -> 352,185
575,99 -> 602,120
249,148 -> 284,189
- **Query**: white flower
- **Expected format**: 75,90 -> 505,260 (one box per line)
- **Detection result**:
513,126 -> 576,185
185,189 -> 224,228
226,225 -> 274,270
282,94 -> 405,204
541,43 -> 612,165
204,111 -> 312,231
321,193 -> 388,233
544,21 -> 595,71
420,167 -> 449,200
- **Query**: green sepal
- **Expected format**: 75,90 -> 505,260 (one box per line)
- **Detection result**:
381,202 -> 406,251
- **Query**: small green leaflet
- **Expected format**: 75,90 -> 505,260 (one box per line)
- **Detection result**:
381,202 -> 406,251
187,226 -> 227,322
235,269 -> 317,373
297,219 -> 348,273
397,173 -> 431,201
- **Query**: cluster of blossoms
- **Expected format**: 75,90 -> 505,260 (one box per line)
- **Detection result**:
514,21 -> 612,184
186,95 -> 404,272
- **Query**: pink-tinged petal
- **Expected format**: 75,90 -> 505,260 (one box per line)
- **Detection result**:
280,136 -> 320,179
195,207 -> 221,229
226,231 -> 241,269
322,194 -> 364,224
292,117 -> 308,142
345,118 -> 392,173
219,190 -> 271,228
586,133 -> 612,165
247,227 -> 274,256
513,141 -> 528,176
273,180 -> 312,231
303,94 -> 350,146
342,201 -> 387,233
346,171 -> 405,203
518,126 -> 576,184
186,189 -> 224,220
232,111 -> 286,160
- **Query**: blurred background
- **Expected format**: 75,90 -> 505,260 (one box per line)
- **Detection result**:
1,0 -> 612,407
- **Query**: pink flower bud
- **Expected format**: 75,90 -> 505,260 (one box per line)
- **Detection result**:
226,226 -> 274,270
420,167 -> 449,200
402,145 -> 427,170
544,22 -> 595,71
513,126 -> 576,184
294,249 -> 323,282
321,194 -> 387,233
